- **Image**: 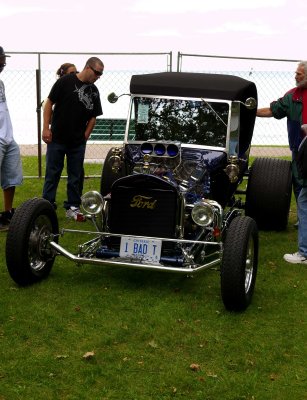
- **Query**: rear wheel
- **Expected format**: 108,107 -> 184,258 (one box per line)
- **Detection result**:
221,216 -> 258,311
100,147 -> 127,196
245,157 -> 292,230
6,198 -> 59,286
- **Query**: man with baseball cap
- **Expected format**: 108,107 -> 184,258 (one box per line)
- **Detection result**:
0,46 -> 23,231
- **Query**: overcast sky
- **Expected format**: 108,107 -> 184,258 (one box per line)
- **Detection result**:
0,0 -> 305,61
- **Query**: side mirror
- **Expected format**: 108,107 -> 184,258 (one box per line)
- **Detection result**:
244,97 -> 257,110
107,92 -> 119,104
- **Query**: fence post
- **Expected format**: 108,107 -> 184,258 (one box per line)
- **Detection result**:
35,52 -> 42,178
168,52 -> 173,72
177,52 -> 182,72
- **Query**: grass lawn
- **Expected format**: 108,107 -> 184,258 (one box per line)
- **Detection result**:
0,157 -> 306,400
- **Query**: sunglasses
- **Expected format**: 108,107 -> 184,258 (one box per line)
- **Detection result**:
89,65 -> 103,76
0,63 -> 6,68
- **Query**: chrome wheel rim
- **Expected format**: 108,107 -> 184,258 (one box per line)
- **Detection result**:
245,236 -> 254,293
28,215 -> 53,272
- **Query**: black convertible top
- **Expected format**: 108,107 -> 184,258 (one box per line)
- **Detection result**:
130,72 -> 257,102
130,72 -> 257,153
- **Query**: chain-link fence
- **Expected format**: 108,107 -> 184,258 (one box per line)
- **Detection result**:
2,51 -> 172,177
178,52 -> 301,158
2,51 -> 299,177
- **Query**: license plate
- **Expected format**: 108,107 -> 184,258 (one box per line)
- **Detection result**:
120,237 -> 162,263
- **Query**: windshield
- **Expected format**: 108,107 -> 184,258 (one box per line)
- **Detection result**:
128,97 -> 229,147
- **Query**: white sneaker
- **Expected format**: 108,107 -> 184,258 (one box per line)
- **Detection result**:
283,252 -> 307,264
66,206 -> 86,222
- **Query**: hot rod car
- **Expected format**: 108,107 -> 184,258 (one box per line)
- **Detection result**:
6,72 -> 292,311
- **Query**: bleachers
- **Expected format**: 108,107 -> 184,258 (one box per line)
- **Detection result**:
90,118 -> 126,141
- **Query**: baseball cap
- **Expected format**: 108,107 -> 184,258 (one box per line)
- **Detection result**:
0,47 -> 11,57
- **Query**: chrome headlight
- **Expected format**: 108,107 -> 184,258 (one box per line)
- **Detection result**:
81,191 -> 104,215
191,201 -> 215,226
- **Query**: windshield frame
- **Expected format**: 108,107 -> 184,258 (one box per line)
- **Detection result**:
124,94 -> 232,151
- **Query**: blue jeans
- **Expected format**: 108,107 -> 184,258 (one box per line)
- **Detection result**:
43,141 -> 86,209
297,186 -> 307,256
292,150 -> 302,201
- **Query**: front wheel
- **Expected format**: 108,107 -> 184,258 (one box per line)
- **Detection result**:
6,198 -> 59,286
221,216 -> 258,311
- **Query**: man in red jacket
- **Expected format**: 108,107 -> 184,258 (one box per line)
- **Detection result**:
257,61 -> 307,201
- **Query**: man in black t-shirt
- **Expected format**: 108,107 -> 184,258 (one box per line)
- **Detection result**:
42,57 -> 103,221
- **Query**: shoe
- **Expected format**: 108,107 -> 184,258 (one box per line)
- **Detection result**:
65,206 -> 86,222
283,252 -> 307,264
0,209 -> 15,232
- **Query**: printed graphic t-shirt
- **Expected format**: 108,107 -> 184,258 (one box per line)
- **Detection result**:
48,74 -> 103,146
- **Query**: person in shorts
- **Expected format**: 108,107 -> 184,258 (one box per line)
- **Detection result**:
0,46 -> 23,231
